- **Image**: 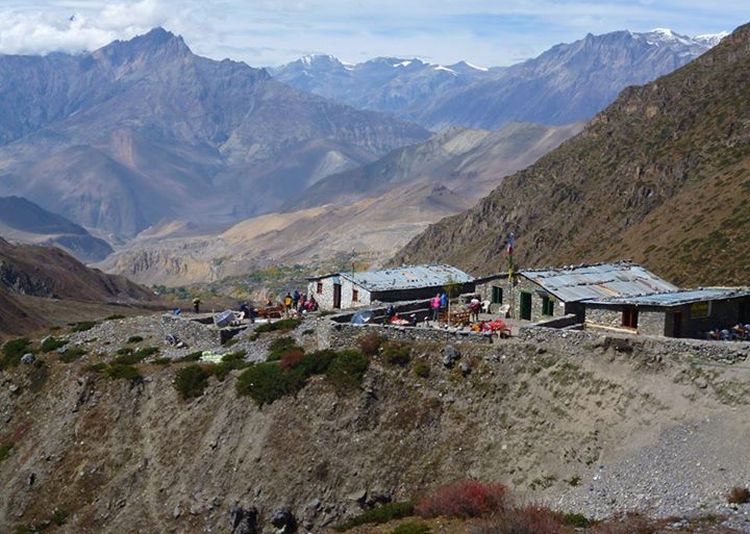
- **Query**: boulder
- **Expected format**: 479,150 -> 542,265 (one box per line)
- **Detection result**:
442,345 -> 461,368
21,353 -> 35,365
229,503 -> 258,534
270,508 -> 296,533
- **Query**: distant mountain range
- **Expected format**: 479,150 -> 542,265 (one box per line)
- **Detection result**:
99,122 -> 582,286
0,28 -> 428,238
393,24 -> 750,287
274,29 -> 727,129
0,196 -> 113,263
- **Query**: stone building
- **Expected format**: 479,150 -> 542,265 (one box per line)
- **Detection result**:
307,264 -> 474,311
475,262 -> 677,323
583,288 -> 750,338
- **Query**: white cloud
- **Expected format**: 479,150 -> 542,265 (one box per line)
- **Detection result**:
0,0 -> 747,65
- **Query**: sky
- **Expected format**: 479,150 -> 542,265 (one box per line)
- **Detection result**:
0,0 -> 748,67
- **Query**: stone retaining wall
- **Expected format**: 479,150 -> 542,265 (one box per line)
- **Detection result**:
324,323 -> 495,350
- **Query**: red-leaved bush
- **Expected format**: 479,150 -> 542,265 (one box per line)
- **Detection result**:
415,480 -> 508,519
279,349 -> 305,370
474,505 -> 570,534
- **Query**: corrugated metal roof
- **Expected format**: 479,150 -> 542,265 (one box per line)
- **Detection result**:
338,264 -> 474,292
520,262 -> 677,302
585,287 -> 750,307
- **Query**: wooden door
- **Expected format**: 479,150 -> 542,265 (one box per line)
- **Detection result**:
520,292 -> 532,320
333,283 -> 342,309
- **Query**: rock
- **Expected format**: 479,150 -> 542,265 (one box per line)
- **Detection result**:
230,503 -> 258,534
9,384 -> 19,394
442,345 -> 461,368
270,508 -> 296,533
21,353 -> 35,365
367,490 -> 391,506
347,489 -> 368,504
459,361 -> 472,376
27,473 -> 36,487
173,504 -> 181,519
694,377 -> 708,389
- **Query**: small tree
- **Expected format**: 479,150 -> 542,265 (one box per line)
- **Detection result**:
443,276 -> 462,325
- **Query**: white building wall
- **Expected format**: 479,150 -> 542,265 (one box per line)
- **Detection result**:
307,276 -> 371,310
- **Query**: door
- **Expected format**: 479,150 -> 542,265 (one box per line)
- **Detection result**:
672,311 -> 682,338
520,292 -> 532,320
333,283 -> 342,309
491,286 -> 503,304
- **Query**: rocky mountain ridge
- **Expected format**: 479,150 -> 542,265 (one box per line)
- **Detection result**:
392,22 -> 750,287
274,29 -> 722,130
0,28 -> 428,238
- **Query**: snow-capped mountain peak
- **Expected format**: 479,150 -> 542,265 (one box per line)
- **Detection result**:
693,31 -> 730,47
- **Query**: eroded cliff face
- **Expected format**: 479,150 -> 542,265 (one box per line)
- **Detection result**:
2,325 -> 749,533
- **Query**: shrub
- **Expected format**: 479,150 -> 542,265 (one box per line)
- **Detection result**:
212,351 -> 251,380
326,350 -> 369,392
70,321 -> 97,332
127,335 -> 144,344
105,364 -> 141,381
51,509 -> 69,526
280,348 -> 306,370
113,346 -> 159,365
41,336 -> 66,352
59,347 -> 87,363
336,501 -> 414,531
562,512 -> 590,528
0,442 -> 13,464
86,362 -> 108,373
104,314 -> 126,321
267,336 -> 301,361
255,318 -> 301,334
392,522 -> 430,534
174,365 -> 211,399
236,363 -> 304,406
153,357 -> 171,365
1,338 -> 33,370
475,506 -> 569,534
383,342 -> 411,366
357,331 -> 384,356
178,351 -> 203,362
727,486 -> 750,504
416,480 -> 507,519
296,350 -> 337,376
413,361 -> 430,378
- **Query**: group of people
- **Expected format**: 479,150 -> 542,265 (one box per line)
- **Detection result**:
283,289 -> 318,315
706,323 -> 750,341
429,291 -> 450,322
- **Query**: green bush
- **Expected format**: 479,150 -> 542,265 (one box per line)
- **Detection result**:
267,336 -> 301,361
392,522 -> 430,534
116,347 -> 134,356
413,361 -> 430,378
326,350 -> 369,392
174,365 -> 211,399
113,346 -> 159,365
0,442 -> 13,464
1,338 -> 33,370
86,362 -> 108,373
296,350 -> 337,376
51,509 -> 69,526
383,342 -> 411,366
105,364 -> 142,381
59,347 -> 87,363
178,351 -> 203,362
153,357 -> 171,365
211,351 -> 251,381
70,321 -> 98,332
562,512 -> 590,528
255,318 -> 301,334
236,363 -> 304,406
41,336 -> 66,352
336,501 -> 414,531
127,335 -> 144,344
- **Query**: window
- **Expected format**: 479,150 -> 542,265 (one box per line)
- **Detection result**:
541,296 -> 554,316
316,282 -> 323,294
491,286 -> 503,304
622,306 -> 639,329
352,289 -> 359,302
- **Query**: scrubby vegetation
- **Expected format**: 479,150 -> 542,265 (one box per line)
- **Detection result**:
336,501 -> 415,531
112,346 -> 159,365
391,522 -> 430,534
382,341 -> 411,366
416,480 -> 507,519
0,442 -> 14,464
104,363 -> 142,381
267,336 -> 302,361
357,331 -> 384,356
237,349 -> 369,406
211,351 -> 251,381
59,346 -> 87,363
255,318 -> 301,334
174,365 -> 211,399
178,351 -> 203,362
69,321 -> 98,333
727,486 -> 750,504
413,360 -> 430,378
41,336 -> 66,352
127,335 -> 144,344
1,338 -> 33,369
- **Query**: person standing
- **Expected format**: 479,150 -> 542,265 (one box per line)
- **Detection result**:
430,294 -> 441,322
292,289 -> 300,310
283,292 -> 293,316
192,297 -> 201,314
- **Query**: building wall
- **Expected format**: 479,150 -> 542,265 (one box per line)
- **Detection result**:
476,276 -> 562,322
585,297 -> 750,339
308,277 -> 372,310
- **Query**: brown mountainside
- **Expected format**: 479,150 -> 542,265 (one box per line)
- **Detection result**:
392,23 -> 750,286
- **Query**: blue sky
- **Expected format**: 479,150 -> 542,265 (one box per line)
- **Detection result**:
0,0 -> 748,66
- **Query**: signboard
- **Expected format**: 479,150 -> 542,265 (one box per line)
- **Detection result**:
690,301 -> 710,319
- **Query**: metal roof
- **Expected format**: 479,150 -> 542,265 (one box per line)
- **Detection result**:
585,287 -> 750,307
520,262 -> 677,302
314,264 -> 474,292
